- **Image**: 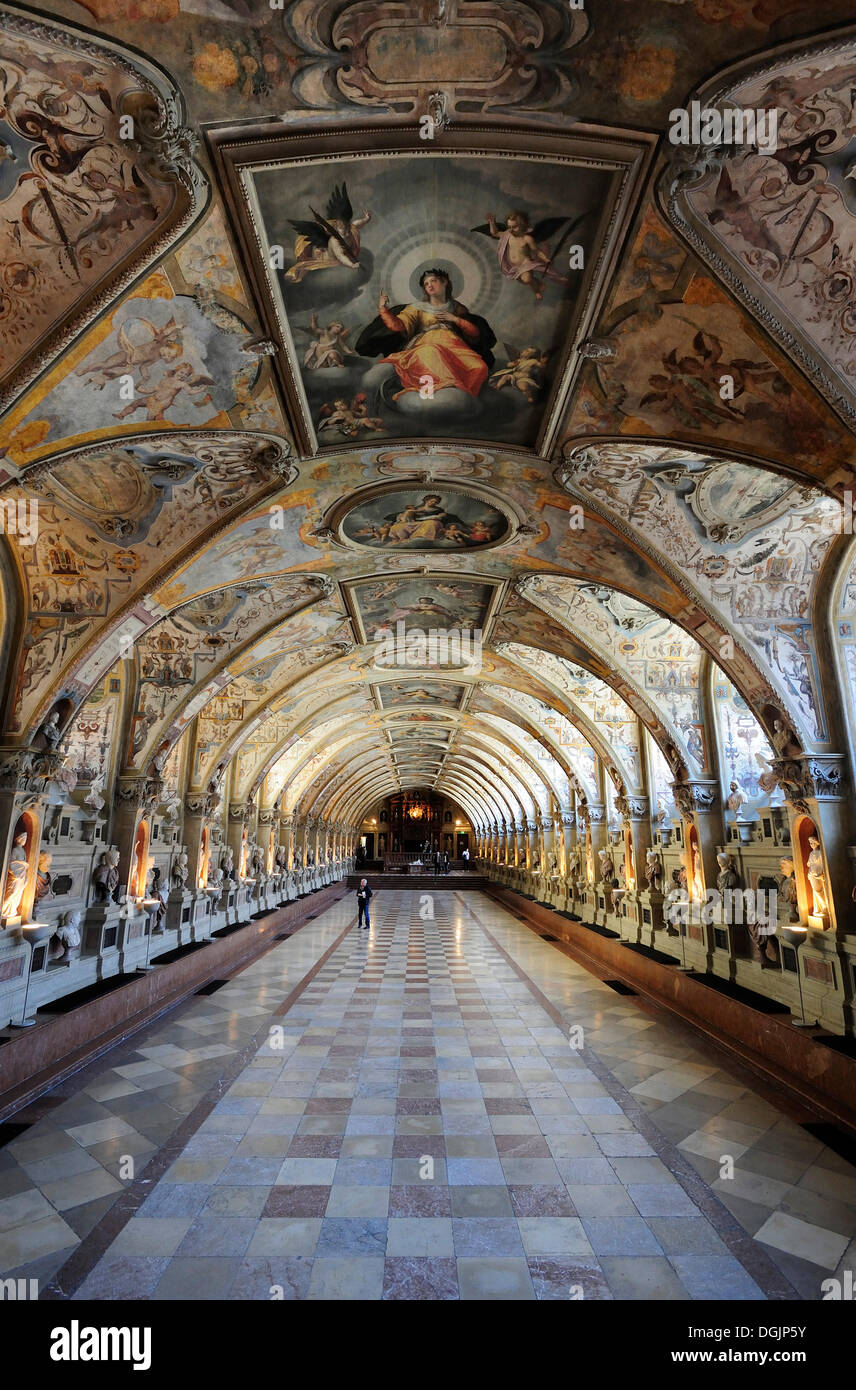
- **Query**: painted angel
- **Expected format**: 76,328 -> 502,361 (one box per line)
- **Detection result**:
471,210 -> 584,299
285,183 -> 371,282
300,314 -> 358,369
490,345 -> 550,403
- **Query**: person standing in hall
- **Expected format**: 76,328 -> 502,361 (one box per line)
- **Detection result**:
357,877 -> 373,930
433,847 -> 441,876
462,846 -> 470,870
443,849 -> 450,875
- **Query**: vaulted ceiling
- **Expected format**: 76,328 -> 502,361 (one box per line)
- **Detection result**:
3,0 -> 856,829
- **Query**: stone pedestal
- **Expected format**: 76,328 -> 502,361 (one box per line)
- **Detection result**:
166,888 -> 194,939
83,901 -> 122,958
797,928 -> 847,1033
0,933 -> 31,1029
638,888 -> 665,946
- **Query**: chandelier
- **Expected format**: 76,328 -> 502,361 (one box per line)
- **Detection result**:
407,802 -> 426,820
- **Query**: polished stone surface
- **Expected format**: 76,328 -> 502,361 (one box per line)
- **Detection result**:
3,890 -> 855,1299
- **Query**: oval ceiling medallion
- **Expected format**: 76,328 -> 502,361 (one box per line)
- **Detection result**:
333,483 -> 514,552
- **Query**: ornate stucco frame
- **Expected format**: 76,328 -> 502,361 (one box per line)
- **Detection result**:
205,113 -> 655,459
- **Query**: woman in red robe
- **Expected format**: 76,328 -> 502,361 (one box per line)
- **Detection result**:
355,269 -> 495,401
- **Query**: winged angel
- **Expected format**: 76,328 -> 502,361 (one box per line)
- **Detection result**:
284,183 -> 371,283
471,210 -> 585,299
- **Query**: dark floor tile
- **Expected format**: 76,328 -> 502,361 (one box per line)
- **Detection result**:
528,1256 -> 613,1300
383,1257 -> 459,1300
262,1185 -> 331,1217
509,1185 -> 578,1217
388,1185 -> 452,1218
286,1135 -> 343,1158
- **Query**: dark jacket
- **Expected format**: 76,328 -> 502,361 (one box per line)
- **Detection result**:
357,884 -> 373,903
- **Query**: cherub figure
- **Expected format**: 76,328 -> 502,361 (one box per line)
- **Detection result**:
472,210 -> 579,299
490,346 -> 550,403
80,318 -> 184,388
317,394 -> 382,436
113,362 -> 215,422
302,314 -> 357,369
285,184 -> 371,282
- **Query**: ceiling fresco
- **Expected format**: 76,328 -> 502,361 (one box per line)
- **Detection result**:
247,150 -> 608,451
0,3 -> 206,410
661,28 -> 856,427
1,0 -> 855,842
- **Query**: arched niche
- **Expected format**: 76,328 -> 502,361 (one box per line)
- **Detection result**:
793,815 -> 830,928
129,820 -> 150,901
198,826 -> 210,889
1,810 -> 40,927
624,826 -> 636,891
686,824 -> 703,901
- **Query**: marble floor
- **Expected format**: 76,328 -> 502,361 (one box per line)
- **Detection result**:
2,890 -> 855,1300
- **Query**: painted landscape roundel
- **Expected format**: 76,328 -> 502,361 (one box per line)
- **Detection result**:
339,487 -> 509,550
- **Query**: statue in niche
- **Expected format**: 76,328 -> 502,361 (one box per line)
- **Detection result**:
806,836 -> 829,918
274,844 -> 287,872
597,848 -> 615,909
249,842 -> 265,883
93,847 -> 120,904
612,861 -> 628,910
748,913 -> 779,966
171,847 -> 188,891
690,843 -> 704,900
771,718 -> 801,759
726,782 -> 745,815
221,844 -> 236,881
2,830 -> 29,920
50,909 -> 81,962
777,857 -> 800,923
207,861 -> 223,891
35,708 -> 62,750
716,851 -> 739,894
33,851 -> 54,908
644,849 -> 663,892
149,866 -> 167,931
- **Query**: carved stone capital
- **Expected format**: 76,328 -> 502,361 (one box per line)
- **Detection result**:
616,794 -> 649,822
774,755 -> 845,805
258,808 -> 277,826
671,780 -> 718,818
0,748 -> 62,797
184,792 -> 214,818
586,803 -> 606,825
229,801 -> 249,823
117,775 -> 164,813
